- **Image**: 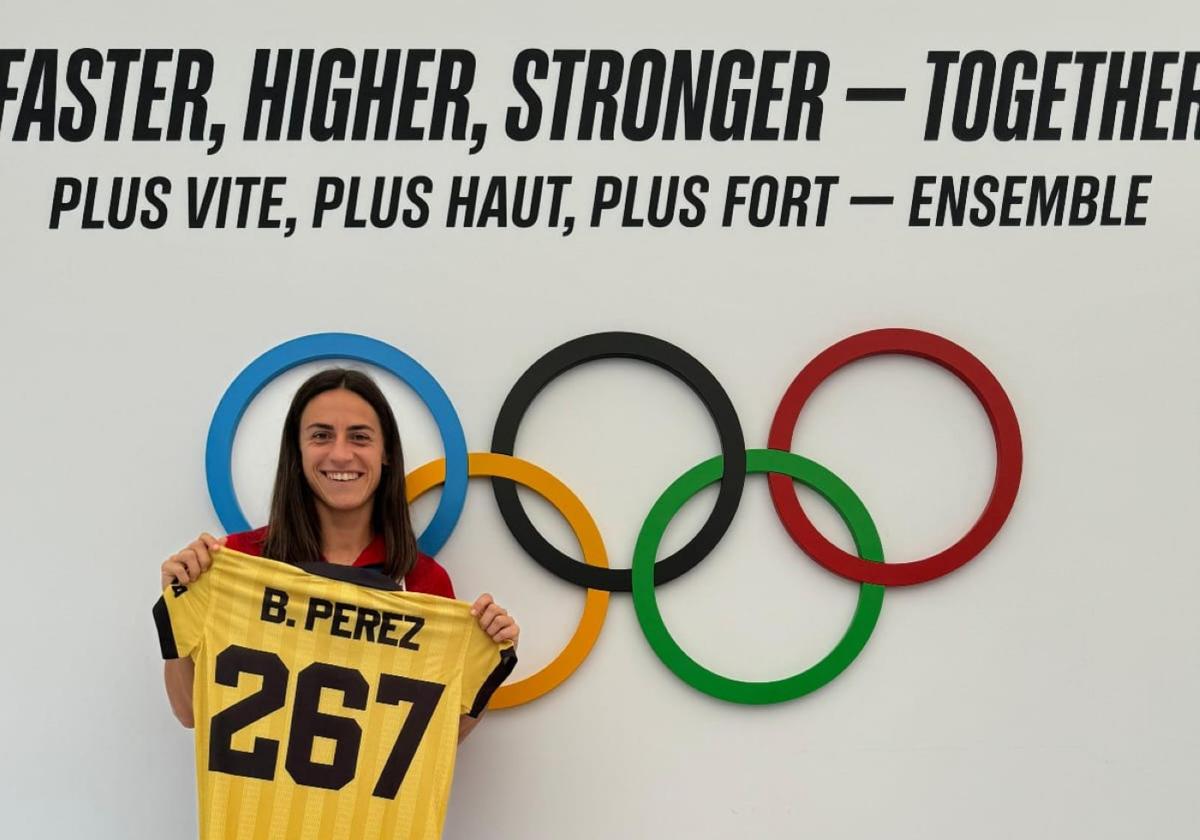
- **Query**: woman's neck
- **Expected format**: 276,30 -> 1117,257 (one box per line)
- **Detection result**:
316,504 -> 374,566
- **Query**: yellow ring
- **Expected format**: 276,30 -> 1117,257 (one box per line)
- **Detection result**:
406,452 -> 610,709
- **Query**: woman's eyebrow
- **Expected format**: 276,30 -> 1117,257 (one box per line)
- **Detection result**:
304,422 -> 335,431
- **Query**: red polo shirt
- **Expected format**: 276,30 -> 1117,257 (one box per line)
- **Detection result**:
224,526 -> 455,598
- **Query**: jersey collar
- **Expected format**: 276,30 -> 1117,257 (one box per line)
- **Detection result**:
297,560 -> 400,591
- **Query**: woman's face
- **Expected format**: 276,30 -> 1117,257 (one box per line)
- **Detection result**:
298,388 -> 386,517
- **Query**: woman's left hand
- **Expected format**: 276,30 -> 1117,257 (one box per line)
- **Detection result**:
470,593 -> 519,647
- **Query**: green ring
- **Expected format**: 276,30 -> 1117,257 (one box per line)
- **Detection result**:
631,449 -> 886,704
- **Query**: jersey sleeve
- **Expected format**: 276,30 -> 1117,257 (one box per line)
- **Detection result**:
459,626 -> 517,718
153,572 -> 217,660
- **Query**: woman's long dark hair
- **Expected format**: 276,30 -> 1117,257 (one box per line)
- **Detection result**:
262,368 -> 418,581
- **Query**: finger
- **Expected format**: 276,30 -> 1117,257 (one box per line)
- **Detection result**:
492,619 -> 520,648
181,549 -> 201,582
485,614 -> 514,637
478,604 -> 505,628
470,593 -> 494,617
188,538 -> 213,571
192,541 -> 213,572
200,532 -> 224,552
161,560 -> 182,588
165,557 -> 189,585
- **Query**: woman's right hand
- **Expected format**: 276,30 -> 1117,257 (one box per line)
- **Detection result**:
160,533 -> 225,590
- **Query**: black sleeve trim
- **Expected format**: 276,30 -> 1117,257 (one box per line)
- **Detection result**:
153,596 -> 179,660
468,647 -> 517,718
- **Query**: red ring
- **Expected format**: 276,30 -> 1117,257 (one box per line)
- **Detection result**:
767,328 -> 1022,586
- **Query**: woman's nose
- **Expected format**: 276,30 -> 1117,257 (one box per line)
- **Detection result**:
329,434 -> 354,462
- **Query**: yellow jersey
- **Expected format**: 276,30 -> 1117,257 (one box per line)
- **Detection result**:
153,547 -> 515,840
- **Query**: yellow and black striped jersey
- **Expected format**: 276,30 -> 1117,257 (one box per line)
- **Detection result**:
153,547 -> 515,840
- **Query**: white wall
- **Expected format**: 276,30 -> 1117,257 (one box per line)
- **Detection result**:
1,2 -> 1198,838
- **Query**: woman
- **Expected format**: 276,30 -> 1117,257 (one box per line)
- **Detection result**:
160,367 -> 518,743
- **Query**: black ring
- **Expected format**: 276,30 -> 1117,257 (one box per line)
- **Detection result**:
490,331 -> 746,592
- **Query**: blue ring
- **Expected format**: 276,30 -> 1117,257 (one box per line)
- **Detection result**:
205,332 -> 468,555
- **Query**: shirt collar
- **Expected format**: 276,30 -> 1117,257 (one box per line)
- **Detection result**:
349,533 -> 386,568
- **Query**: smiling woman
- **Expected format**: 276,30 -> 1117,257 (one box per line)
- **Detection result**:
262,369 -> 419,578
158,367 -> 519,739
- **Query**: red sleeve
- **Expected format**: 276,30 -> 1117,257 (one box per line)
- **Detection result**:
405,552 -> 456,598
224,526 -> 269,557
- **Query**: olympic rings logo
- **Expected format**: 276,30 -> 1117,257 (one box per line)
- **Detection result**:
206,329 -> 1022,707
